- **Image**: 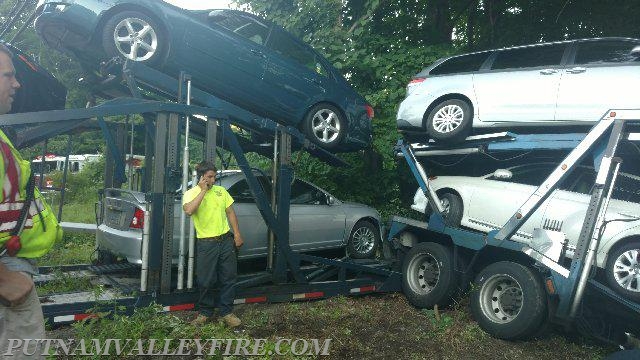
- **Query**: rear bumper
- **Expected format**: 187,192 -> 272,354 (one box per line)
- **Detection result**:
96,224 -> 143,264
34,2 -> 101,53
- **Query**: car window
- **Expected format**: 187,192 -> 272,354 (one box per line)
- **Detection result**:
574,40 -> 640,65
209,11 -> 270,45
290,180 -> 326,205
226,176 -> 272,203
492,44 -> 566,70
563,167 -> 596,194
430,52 -> 490,75
267,30 -> 328,77
612,174 -> 640,203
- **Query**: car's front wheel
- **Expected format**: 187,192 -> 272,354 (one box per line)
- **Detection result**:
425,192 -> 463,227
102,11 -> 166,65
302,104 -> 346,150
605,241 -> 640,302
347,221 -> 380,259
426,99 -> 472,143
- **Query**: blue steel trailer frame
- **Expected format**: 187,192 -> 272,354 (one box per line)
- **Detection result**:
389,111 -> 640,344
1,62 -> 401,326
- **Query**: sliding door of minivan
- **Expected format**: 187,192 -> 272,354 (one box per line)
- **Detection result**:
555,39 -> 640,122
473,43 -> 567,123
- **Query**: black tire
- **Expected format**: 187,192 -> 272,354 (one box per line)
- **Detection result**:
605,241 -> 640,302
302,103 -> 346,150
102,11 -> 166,66
95,249 -> 116,265
347,221 -> 380,259
426,99 -> 472,143
402,242 -> 460,308
426,192 -> 463,227
470,261 -> 548,340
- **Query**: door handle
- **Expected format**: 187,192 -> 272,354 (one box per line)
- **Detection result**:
539,69 -> 558,75
566,67 -> 586,74
250,49 -> 265,58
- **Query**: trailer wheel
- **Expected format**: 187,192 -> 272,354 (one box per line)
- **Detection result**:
102,11 -> 166,65
347,221 -> 380,259
470,261 -> 547,340
605,241 -> 640,302
402,242 -> 459,308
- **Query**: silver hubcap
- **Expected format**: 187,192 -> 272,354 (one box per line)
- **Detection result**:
432,105 -> 464,134
114,17 -> 158,61
613,249 -> 640,292
311,109 -> 341,144
352,226 -> 375,254
478,274 -> 523,324
406,252 -> 440,295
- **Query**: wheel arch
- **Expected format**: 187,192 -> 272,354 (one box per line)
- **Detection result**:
421,94 -> 475,130
93,4 -> 171,61
345,216 -> 381,245
302,101 -> 348,128
601,235 -> 640,267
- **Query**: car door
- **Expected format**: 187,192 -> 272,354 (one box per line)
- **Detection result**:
542,167 -> 640,258
555,39 -> 640,122
225,177 -> 270,258
289,179 -> 345,251
262,28 -> 329,122
473,43 -> 567,123
180,10 -> 270,107
466,164 -> 553,242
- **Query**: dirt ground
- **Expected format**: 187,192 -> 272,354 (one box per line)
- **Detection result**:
47,292 -> 615,359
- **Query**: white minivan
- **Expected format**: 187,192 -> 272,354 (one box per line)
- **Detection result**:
397,37 -> 640,142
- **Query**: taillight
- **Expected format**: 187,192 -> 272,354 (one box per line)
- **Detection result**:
365,105 -> 375,119
129,208 -> 144,229
409,78 -> 426,86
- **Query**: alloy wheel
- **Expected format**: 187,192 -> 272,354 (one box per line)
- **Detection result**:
432,105 -> 464,134
352,226 -> 375,254
113,17 -> 158,61
613,249 -> 640,292
311,108 -> 341,144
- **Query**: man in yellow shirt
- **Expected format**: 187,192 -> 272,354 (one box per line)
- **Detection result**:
183,161 -> 244,327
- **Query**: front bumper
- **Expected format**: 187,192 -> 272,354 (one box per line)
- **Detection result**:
34,1 -> 104,53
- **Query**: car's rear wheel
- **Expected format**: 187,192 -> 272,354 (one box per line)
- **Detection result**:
302,104 -> 346,150
347,220 -> 380,259
426,99 -> 472,143
605,241 -> 640,302
102,11 -> 166,65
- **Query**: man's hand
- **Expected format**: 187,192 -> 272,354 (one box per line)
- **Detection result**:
0,265 -> 33,307
234,233 -> 244,249
198,176 -> 209,191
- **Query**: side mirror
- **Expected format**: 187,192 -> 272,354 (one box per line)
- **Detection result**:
632,45 -> 640,57
327,195 -> 336,205
493,169 -> 513,180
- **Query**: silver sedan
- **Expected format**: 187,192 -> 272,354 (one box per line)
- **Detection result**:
96,171 -> 383,264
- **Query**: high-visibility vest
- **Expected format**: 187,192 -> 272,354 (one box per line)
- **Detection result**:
0,129 -> 62,258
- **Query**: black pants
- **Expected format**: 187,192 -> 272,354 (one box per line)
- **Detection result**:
196,234 -> 237,317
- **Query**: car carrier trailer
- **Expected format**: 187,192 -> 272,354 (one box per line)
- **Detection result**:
0,61 -> 402,326
388,111 -> 640,344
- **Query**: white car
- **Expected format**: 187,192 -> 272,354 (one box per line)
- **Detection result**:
411,163 -> 640,301
397,37 -> 640,142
